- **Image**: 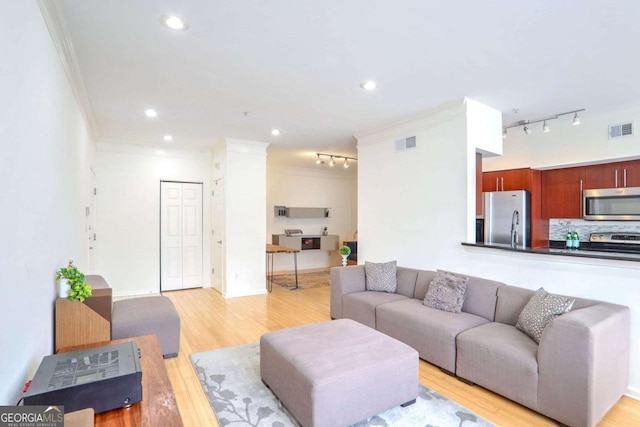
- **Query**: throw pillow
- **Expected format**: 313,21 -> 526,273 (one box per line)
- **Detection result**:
423,270 -> 469,313
515,287 -> 575,344
365,261 -> 397,293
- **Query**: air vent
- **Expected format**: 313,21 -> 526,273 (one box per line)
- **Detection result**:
608,122 -> 634,139
395,136 -> 417,152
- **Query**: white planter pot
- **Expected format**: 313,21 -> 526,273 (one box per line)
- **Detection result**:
341,255 -> 348,267
58,278 -> 70,298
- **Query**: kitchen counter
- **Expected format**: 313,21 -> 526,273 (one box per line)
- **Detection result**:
462,242 -> 640,263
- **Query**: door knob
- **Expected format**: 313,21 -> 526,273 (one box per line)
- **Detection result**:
216,240 -> 222,244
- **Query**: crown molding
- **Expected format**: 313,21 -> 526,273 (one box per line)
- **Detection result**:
37,0 -> 100,139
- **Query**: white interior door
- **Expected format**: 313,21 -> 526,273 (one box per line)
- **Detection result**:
161,182 -> 203,291
182,183 -> 203,288
211,179 -> 224,292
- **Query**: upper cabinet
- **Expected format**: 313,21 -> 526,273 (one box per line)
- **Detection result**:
541,166 -> 585,219
584,160 -> 640,189
482,168 -> 533,192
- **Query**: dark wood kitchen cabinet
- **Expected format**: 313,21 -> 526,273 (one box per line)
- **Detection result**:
541,166 -> 585,219
584,160 -> 640,189
482,168 -> 532,192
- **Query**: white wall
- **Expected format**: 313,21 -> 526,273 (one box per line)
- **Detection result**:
94,143 -> 211,296
484,106 -> 640,171
267,167 -> 357,271
222,139 -> 269,298
357,99 -> 640,399
0,2 -> 94,404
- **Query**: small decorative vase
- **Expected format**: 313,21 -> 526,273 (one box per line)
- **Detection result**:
341,255 -> 348,267
58,278 -> 70,298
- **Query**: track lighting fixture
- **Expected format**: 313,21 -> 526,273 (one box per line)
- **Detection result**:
502,109 -> 585,137
572,112 -> 581,126
314,153 -> 357,169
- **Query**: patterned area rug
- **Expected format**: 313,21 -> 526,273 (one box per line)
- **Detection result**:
269,269 -> 330,289
190,342 -> 495,427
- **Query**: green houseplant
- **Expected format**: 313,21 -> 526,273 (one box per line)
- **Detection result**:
56,260 -> 92,302
339,245 -> 351,267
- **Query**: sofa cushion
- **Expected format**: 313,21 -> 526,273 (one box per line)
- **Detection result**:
376,298 -> 489,373
365,261 -> 397,293
423,270 -> 468,313
395,267 -> 420,298
515,288 -> 575,344
343,292 -> 408,329
456,322 -> 539,410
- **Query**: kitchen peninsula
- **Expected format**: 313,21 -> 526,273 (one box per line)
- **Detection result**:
462,241 -> 640,263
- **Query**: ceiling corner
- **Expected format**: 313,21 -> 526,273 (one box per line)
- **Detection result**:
37,0 -> 100,140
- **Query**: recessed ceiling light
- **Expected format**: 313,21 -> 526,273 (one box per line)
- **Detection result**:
360,80 -> 377,91
163,135 -> 173,142
155,150 -> 165,156
145,109 -> 158,118
271,129 -> 280,136
160,15 -> 189,31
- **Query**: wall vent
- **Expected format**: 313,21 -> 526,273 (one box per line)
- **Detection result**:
608,122 -> 634,140
395,136 -> 417,152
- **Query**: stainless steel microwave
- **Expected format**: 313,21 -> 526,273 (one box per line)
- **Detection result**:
583,187 -> 640,220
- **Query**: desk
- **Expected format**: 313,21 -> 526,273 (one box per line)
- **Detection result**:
60,335 -> 183,427
266,243 -> 299,291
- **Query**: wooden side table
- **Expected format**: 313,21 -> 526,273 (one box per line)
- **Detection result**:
55,287 -> 113,352
59,335 -> 183,427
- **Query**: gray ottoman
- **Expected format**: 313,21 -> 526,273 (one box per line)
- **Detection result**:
112,296 -> 180,358
260,319 -> 418,427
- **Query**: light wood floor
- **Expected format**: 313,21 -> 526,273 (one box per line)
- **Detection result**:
163,285 -> 639,427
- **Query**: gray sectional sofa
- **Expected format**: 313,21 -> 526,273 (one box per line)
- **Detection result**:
330,265 -> 630,427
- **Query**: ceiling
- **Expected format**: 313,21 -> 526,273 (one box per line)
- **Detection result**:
58,1 -> 640,171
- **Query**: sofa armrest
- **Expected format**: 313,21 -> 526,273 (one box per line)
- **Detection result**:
537,303 -> 630,427
330,265 -> 366,319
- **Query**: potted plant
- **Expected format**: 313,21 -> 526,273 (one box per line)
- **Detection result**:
339,245 -> 351,267
56,260 -> 92,302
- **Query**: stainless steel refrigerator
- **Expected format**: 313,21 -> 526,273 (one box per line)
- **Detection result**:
483,190 -> 531,249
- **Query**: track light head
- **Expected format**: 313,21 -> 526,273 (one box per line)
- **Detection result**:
502,128 -> 507,139
343,158 -> 349,168
329,156 -> 335,167
542,121 -> 550,133
316,154 -> 322,165
523,126 -> 531,135
572,112 -> 581,126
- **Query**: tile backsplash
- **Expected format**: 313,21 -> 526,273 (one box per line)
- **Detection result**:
549,219 -> 640,241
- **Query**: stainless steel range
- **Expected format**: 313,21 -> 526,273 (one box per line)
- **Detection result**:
589,232 -> 640,253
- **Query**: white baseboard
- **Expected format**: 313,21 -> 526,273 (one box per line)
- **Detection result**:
626,386 -> 640,401
223,288 -> 267,298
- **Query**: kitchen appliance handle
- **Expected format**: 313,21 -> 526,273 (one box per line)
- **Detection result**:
615,169 -> 618,188
501,177 -> 504,191
624,168 -> 627,187
579,179 -> 583,217
495,177 -> 498,192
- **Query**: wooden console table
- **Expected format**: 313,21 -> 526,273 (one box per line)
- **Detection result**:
59,335 -> 183,427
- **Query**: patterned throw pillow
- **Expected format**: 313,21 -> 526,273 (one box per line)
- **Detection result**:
423,270 -> 469,313
515,287 -> 575,344
365,261 -> 397,293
